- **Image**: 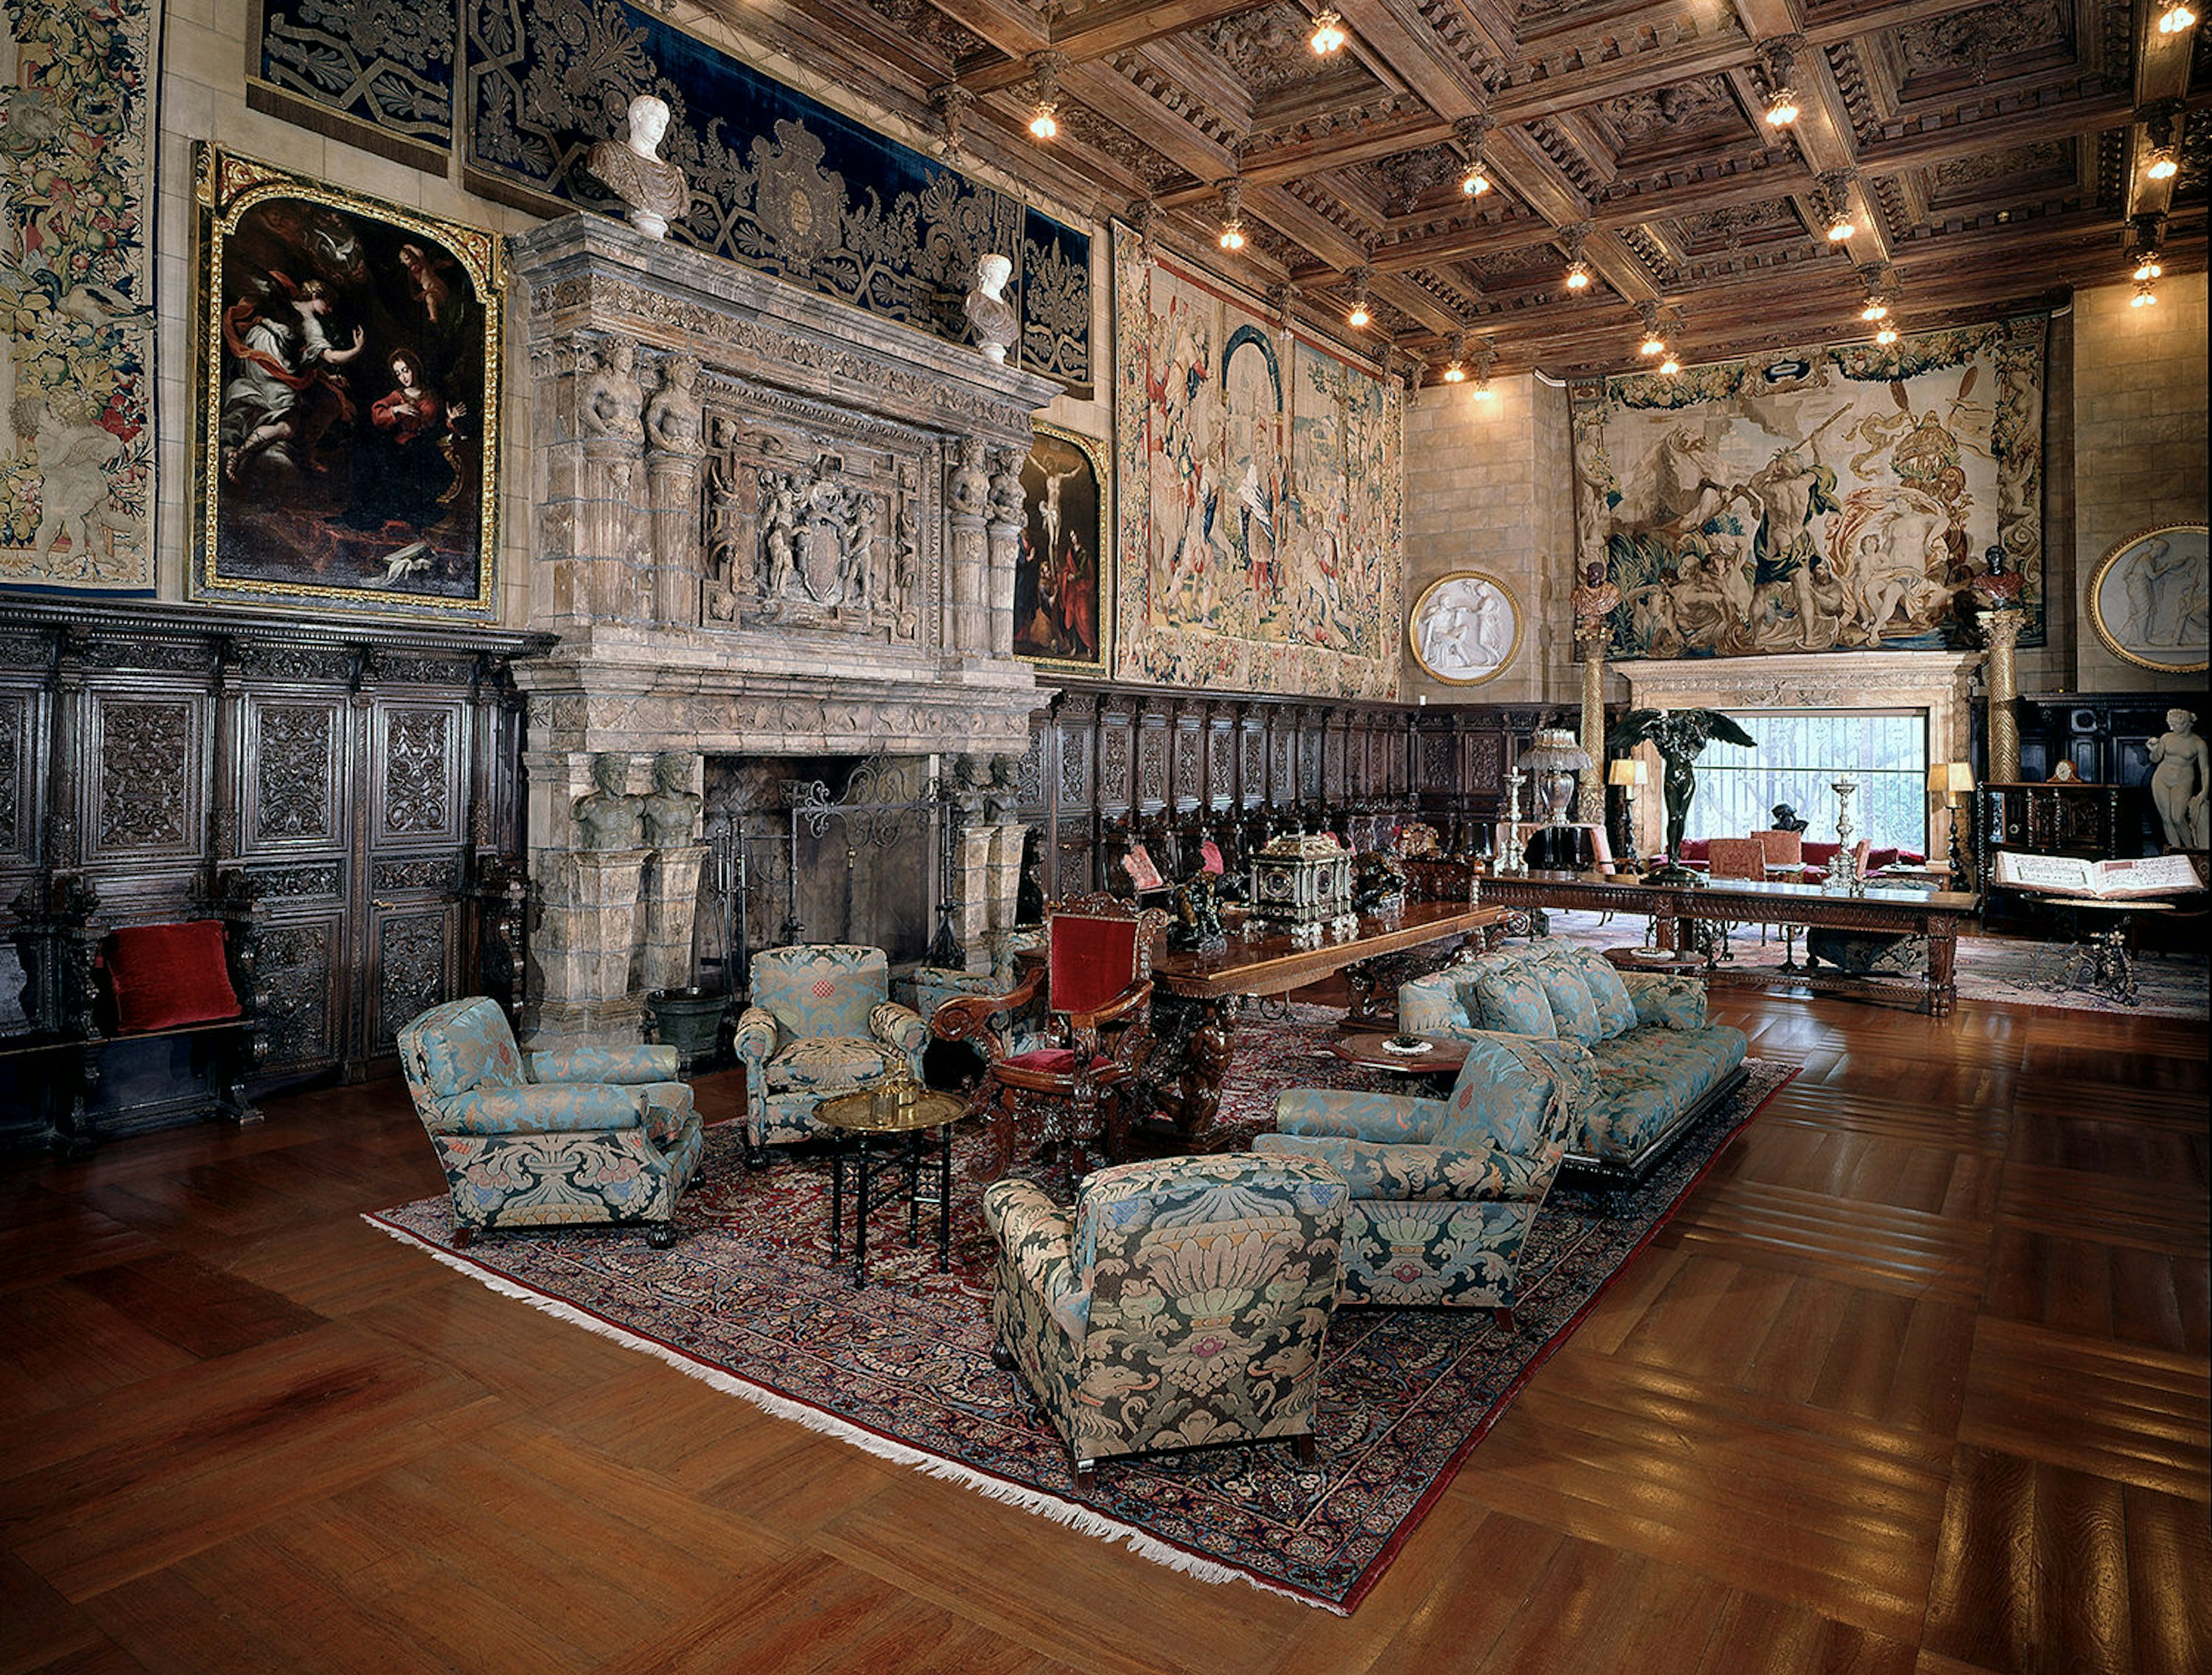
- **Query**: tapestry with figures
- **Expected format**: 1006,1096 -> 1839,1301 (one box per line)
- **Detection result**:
457,0 -> 1091,379
1112,227 -> 1403,699
1570,317 -> 2046,660
1,0 -> 158,594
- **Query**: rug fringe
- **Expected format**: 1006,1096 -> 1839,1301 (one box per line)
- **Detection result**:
363,1215 -> 1344,1614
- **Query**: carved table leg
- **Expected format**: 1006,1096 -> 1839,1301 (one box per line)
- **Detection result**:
1137,992 -> 1238,1151
1926,926 -> 1959,1017
1341,959 -> 1385,1029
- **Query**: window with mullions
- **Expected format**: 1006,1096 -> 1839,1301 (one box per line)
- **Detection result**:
1688,711 -> 1929,853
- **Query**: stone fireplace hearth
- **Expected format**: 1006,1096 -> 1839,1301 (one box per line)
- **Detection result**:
510,214 -> 1059,1049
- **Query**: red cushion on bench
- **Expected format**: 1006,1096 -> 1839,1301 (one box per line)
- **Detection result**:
104,921 -> 241,1032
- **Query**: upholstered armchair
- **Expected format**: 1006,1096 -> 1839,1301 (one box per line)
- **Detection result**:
982,1153 -> 1350,1490
1253,1033 -> 1584,1326
396,996 -> 704,1249
930,893 -> 1168,1178
732,945 -> 927,1162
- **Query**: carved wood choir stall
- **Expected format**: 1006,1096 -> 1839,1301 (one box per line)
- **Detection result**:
0,602 -> 544,1153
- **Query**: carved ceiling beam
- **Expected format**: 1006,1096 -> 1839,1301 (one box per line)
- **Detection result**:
2124,2 -> 2199,221
1153,112 -> 1454,206
1853,90 -> 2137,172
1054,57 -> 1243,185
1244,184 -> 1467,336
912,0 -> 1051,61
955,0 -> 1279,93
1798,0 -> 2018,47
1718,59 -> 1892,263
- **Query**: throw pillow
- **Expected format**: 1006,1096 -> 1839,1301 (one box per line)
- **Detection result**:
1528,958 -> 1605,1045
1472,967 -> 1558,1038
1566,949 -> 1639,1038
103,920 -> 241,1033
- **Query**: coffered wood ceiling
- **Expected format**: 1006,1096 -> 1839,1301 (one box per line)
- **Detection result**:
730,0 -> 2205,380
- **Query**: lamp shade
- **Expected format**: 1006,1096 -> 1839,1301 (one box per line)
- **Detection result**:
1607,757 -> 1647,787
1927,761 -> 1974,795
1520,726 -> 1592,774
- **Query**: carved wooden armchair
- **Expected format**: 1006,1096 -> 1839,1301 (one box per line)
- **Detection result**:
931,892 -> 1169,1180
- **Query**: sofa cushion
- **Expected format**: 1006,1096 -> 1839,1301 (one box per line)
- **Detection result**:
764,1035 -> 899,1092
1471,967 -> 1556,1037
1582,1025 -> 1748,1159
1527,957 -> 1604,1044
1566,949 -> 1639,1039
104,920 -> 241,1033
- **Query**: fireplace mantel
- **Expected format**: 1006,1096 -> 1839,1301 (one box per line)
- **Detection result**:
509,214 -> 1062,1047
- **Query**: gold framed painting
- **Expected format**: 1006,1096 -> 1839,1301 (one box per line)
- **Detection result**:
1407,570 -> 1521,685
189,145 -> 503,617
1015,421 -> 1112,674
2086,523 -> 2208,674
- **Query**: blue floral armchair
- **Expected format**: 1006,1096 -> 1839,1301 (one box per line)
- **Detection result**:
1253,1033 -> 1584,1325
982,1153 -> 1349,1490
732,945 -> 927,1160
396,996 -> 703,1249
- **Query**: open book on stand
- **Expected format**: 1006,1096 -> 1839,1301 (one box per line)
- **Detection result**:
1992,850 -> 2207,899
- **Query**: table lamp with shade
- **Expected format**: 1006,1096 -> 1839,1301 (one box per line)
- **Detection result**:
1607,756 -> 1648,863
1522,727 -> 1593,827
1928,760 -> 1975,882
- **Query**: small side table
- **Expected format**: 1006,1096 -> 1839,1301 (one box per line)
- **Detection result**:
1603,946 -> 1707,978
816,1080 -> 965,1287
1328,1032 -> 1471,1082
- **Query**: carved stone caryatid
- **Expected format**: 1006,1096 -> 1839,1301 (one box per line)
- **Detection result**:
640,751 -> 708,992
986,444 -> 1025,659
584,93 -> 690,241
541,753 -> 650,1033
644,353 -> 706,625
947,435 -> 992,655
571,751 -> 643,851
576,337 -> 646,620
1570,560 -> 1621,821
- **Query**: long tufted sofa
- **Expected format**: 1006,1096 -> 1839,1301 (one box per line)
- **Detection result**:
1398,938 -> 1748,1193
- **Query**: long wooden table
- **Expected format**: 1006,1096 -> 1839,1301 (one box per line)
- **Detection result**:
1133,900 -> 1510,1150
1474,870 -> 1982,1016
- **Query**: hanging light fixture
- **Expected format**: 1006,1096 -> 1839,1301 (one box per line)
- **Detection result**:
1760,40 -> 1801,127
1658,351 -> 1680,375
1636,299 -> 1667,358
1858,264 -> 1893,322
1441,329 -> 1468,382
1469,335 -> 1496,398
2157,2 -> 2196,33
1815,171 -> 1857,242
2134,250 -> 2165,281
1344,265 -> 1372,329
1025,52 -> 1065,142
1217,178 -> 1247,251
1561,224 -> 1592,292
2133,275 -> 2159,307
2144,104 -> 2181,180
1455,114 -> 1493,198
1309,8 -> 1347,54
2146,146 -> 2180,180
1875,321 -> 1900,345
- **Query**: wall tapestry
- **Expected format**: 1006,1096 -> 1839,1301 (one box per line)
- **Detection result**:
0,0 -> 158,594
1112,228 -> 1403,699
189,147 -> 502,618
250,0 -> 456,169
461,0 -> 1092,382
1570,317 -> 2046,661
1016,422 -> 1109,674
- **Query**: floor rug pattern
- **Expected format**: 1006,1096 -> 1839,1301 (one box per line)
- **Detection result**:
1537,908 -> 2209,1019
371,1018 -> 1794,1613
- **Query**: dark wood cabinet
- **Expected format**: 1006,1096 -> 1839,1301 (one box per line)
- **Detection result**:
0,601 -> 548,1149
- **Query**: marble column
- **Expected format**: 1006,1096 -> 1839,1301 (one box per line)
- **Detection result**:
1570,564 -> 1620,825
1978,608 -> 2024,784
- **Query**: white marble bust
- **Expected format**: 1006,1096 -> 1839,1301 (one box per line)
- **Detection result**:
963,252 -> 1018,364
586,93 -> 690,240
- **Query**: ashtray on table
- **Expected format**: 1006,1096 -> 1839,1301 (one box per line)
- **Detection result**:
1380,1034 -> 1433,1056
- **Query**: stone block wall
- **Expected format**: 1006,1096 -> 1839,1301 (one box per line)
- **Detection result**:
2071,274 -> 2209,694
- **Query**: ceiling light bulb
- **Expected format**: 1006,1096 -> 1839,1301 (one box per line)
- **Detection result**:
2147,147 -> 2179,180
1472,376 -> 1494,399
2134,255 -> 2164,281
1875,323 -> 1899,345
1309,9 -> 1346,54
1460,165 -> 1491,197
1658,353 -> 1680,375
1028,103 -> 1057,141
1218,219 -> 1245,252
2157,2 -> 2195,32
1640,332 -> 1666,357
1443,360 -> 1466,382
1565,260 -> 1591,291
1827,213 -> 1855,241
2133,276 -> 2158,306
1347,300 -> 1370,328
1766,86 -> 1799,127
1861,298 -> 1888,321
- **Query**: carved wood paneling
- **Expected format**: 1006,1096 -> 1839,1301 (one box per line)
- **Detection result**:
0,690 -> 28,863
1135,718 -> 1171,811
257,914 -> 340,1072
88,693 -> 203,862
1172,718 -> 1201,809
243,696 -> 344,851
374,703 -> 464,847
368,906 -> 459,1055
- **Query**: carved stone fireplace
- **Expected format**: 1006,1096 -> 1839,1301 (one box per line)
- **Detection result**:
510,214 -> 1057,1048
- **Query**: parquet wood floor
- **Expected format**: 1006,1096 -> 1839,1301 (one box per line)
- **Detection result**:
2,988 -> 2205,1673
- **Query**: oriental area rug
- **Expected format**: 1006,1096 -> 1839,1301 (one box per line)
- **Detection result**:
370,1015 -> 1794,1613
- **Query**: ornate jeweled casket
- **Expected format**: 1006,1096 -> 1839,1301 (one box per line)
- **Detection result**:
1249,833 -> 1354,928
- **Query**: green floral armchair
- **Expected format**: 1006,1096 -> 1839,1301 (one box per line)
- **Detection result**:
732,945 -> 927,1161
982,1153 -> 1349,1490
396,996 -> 703,1249
1253,1033 -> 1584,1324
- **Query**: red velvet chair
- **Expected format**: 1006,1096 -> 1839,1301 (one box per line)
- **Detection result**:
931,893 -> 1169,1180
